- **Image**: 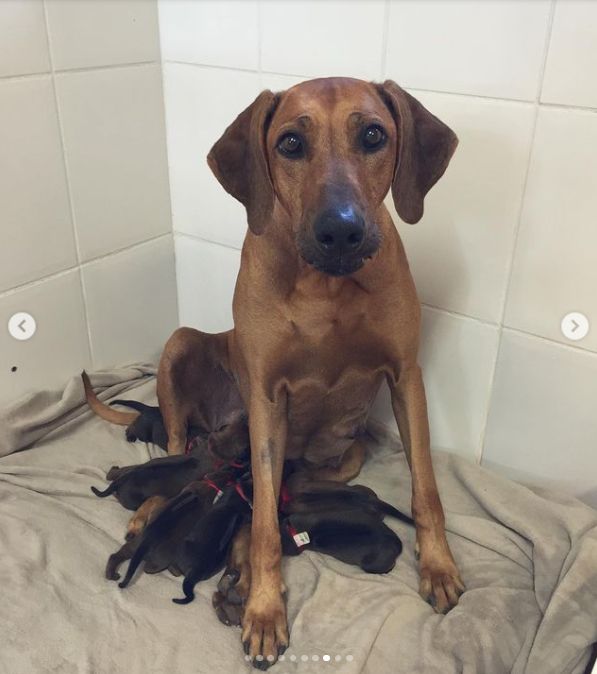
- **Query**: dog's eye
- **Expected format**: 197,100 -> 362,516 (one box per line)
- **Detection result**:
277,133 -> 304,158
362,125 -> 386,151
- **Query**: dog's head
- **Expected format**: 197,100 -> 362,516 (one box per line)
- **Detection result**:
208,77 -> 457,278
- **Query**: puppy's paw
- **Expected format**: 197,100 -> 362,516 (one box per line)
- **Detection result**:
212,590 -> 244,627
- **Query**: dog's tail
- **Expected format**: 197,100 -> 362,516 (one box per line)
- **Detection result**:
378,500 -> 415,526
81,371 -> 138,426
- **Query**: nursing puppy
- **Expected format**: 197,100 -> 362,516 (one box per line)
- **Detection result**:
90,415 -> 250,511
105,479 -> 215,582
115,472 -> 253,601
91,452 -> 213,511
82,371 -> 247,456
280,509 -> 403,574
104,458 -> 251,581
281,473 -> 413,522
213,478 -> 413,627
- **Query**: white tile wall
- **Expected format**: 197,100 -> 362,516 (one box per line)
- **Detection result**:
82,236 -> 178,369
0,77 -> 77,292
159,0 -> 597,506
505,106 -> 597,352
541,0 -> 597,108
163,64 -> 259,249
0,0 -> 175,407
175,235 -> 240,333
260,0 -> 386,80
56,65 -> 171,261
386,0 -> 552,101
45,0 -> 160,70
0,271 -> 91,407
390,92 -> 535,323
0,0 -> 50,77
482,331 -> 597,509
371,308 -> 499,462
158,0 -> 259,71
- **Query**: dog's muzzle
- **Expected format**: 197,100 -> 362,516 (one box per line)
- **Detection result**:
298,206 -> 381,277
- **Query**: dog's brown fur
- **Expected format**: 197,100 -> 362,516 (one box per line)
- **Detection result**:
100,77 -> 464,667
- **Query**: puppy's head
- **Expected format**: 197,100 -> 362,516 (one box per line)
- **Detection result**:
208,77 -> 457,278
207,417 -> 250,461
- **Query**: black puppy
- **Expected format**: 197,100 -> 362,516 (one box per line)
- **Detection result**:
116,471 -> 253,603
82,371 -> 250,457
90,419 -> 250,511
280,508 -> 404,574
213,477 -> 413,626
105,478 -> 216,582
279,476 -> 411,572
91,450 -> 218,511
281,476 -> 413,522
108,399 -> 174,450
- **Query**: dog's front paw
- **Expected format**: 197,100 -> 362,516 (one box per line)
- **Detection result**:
241,589 -> 288,670
418,546 -> 465,614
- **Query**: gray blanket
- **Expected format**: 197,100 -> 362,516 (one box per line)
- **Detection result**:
1,368 -> 596,674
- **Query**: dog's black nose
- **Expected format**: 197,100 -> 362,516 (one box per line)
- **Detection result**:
313,207 -> 365,257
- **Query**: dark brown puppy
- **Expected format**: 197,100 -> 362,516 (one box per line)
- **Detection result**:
84,371 -> 250,539
114,471 -> 253,599
104,456 -> 251,581
279,510 -> 402,574
105,479 -> 215,582
91,452 -> 213,511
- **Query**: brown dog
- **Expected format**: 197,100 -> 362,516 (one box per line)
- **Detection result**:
151,77 -> 463,667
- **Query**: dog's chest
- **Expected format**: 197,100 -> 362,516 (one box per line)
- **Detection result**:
277,302 -> 389,461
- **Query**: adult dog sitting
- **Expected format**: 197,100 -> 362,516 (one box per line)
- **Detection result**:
156,77 -> 464,668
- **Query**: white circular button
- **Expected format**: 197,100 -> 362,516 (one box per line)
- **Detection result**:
8,312 -> 36,341
561,312 -> 589,341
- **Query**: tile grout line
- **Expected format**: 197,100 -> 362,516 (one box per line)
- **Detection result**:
0,233 -> 172,300
158,62 -> 597,114
41,0 -> 96,367
379,0 -> 391,81
172,233 -> 597,356
256,0 -> 263,84
0,60 -> 160,84
474,0 -> 558,466
156,4 -> 182,326
173,231 -> 243,254
502,326 -> 597,360
5,60 -> 596,116
420,303 -> 499,329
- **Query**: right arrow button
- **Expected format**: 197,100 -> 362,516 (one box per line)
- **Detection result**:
561,312 -> 589,341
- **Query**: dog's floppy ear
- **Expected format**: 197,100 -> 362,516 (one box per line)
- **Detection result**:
207,90 -> 278,235
377,80 -> 458,224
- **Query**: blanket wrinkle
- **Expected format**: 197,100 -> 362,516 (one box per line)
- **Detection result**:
1,368 -> 596,674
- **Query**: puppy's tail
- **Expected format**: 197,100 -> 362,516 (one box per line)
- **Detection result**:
118,536 -> 153,589
172,572 -> 197,605
378,500 -> 414,526
110,399 -> 154,414
81,371 -> 138,426
90,484 -> 117,498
